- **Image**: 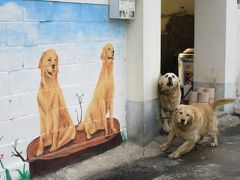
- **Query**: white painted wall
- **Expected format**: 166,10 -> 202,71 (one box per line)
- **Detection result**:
143,0 -> 161,101
127,0 -> 160,102
126,0 -> 143,102
235,9 -> 240,93
194,0 -> 237,112
225,0 -> 236,98
194,0 -> 226,85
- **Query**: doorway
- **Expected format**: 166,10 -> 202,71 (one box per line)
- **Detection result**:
161,0 -> 194,75
161,0 -> 195,102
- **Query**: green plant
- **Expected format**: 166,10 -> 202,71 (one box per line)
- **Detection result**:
16,164 -> 30,180
3,169 -> 12,180
121,130 -> 127,142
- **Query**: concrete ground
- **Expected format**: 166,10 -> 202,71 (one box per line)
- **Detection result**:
34,112 -> 240,180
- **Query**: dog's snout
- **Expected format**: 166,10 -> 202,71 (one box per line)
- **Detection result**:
52,64 -> 56,69
181,119 -> 185,123
168,77 -> 172,81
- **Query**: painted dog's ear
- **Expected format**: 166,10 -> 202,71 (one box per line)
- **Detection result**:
38,52 -> 46,69
101,45 -> 107,61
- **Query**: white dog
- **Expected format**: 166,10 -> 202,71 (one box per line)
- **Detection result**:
159,73 -> 181,133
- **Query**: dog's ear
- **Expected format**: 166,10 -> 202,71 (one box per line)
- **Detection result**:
158,75 -> 165,91
38,52 -> 46,69
101,46 -> 106,61
174,105 -> 181,113
158,75 -> 164,85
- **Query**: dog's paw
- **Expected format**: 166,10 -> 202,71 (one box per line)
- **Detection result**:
159,144 -> 168,152
86,134 -> 92,140
36,149 -> 43,156
50,145 -> 58,152
162,125 -> 170,133
210,142 -> 218,147
168,152 -> 180,159
111,127 -> 117,133
105,131 -> 109,137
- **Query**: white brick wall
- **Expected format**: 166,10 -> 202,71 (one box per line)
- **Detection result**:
0,1 -> 127,175
0,72 -> 10,97
0,47 -> 23,72
12,115 -> 40,141
10,92 -> 38,118
9,69 -> 40,94
0,97 -> 10,122
0,121 -> 14,145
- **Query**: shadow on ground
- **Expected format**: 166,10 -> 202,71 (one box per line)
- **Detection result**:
88,116 -> 240,180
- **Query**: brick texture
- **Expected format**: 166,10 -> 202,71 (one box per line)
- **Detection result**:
0,0 -> 127,174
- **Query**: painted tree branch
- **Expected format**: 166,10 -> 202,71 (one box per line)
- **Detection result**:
76,93 -> 84,124
11,139 -> 28,162
12,147 -> 28,162
75,109 -> 80,124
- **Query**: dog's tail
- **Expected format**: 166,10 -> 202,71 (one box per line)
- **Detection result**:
210,98 -> 235,110
77,123 -> 84,131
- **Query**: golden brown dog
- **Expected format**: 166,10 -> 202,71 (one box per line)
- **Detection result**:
159,73 -> 181,133
77,43 -> 116,139
160,98 -> 235,158
37,49 -> 76,156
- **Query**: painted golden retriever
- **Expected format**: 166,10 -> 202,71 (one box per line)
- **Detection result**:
159,73 -> 181,133
160,98 -> 234,158
37,49 -> 76,156
77,43 -> 117,139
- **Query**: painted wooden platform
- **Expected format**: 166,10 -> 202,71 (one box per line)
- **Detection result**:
27,118 -> 122,177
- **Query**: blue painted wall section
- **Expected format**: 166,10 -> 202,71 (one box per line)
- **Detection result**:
0,23 -> 5,46
0,0 -> 127,177
0,0 -> 126,46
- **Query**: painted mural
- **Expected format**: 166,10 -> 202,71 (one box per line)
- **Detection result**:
1,44 -> 123,178
36,49 -> 76,156
0,0 -> 127,179
27,44 -> 122,177
77,43 -> 117,138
